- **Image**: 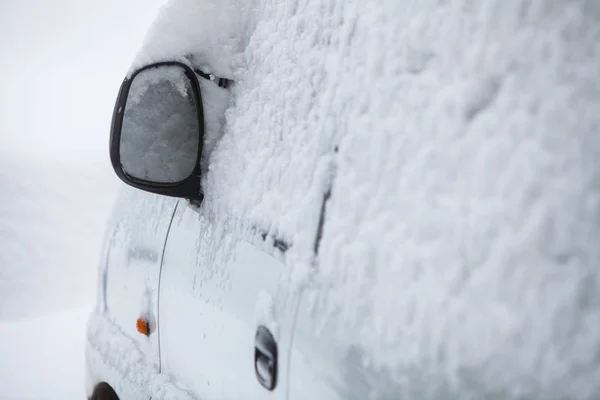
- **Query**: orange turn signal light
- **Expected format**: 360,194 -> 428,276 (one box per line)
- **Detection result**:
136,317 -> 151,336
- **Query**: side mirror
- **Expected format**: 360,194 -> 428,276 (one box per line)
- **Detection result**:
109,61 -> 204,200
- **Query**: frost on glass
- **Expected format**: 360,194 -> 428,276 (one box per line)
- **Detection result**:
120,66 -> 200,183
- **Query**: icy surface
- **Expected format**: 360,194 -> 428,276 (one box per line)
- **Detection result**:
195,0 -> 598,398
311,4 -> 600,397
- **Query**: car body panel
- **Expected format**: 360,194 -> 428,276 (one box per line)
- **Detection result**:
86,187 -> 179,399
288,289 -> 403,400
159,201 -> 295,400
102,188 -> 178,369
86,310 -> 197,400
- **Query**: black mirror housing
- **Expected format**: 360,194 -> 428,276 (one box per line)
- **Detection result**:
109,61 -> 204,201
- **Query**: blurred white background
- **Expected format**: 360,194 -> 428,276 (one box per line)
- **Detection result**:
0,0 -> 166,397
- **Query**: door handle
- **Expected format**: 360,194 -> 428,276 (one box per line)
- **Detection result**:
254,326 -> 278,390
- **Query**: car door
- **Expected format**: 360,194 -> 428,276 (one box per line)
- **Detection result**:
102,187 -> 178,369
158,200 -> 296,400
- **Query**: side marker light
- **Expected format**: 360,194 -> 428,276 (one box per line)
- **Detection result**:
136,316 -> 152,336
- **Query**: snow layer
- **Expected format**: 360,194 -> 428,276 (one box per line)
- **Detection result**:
0,307 -> 90,398
128,0 -> 240,172
86,311 -> 196,400
307,2 -> 598,398
111,0 -> 598,398
130,0 -> 245,78
202,0 -> 599,398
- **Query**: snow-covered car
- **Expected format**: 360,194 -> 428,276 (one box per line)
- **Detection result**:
86,0 -> 599,399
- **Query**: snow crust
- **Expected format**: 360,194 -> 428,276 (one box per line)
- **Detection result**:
206,0 -> 599,398
129,0 -> 245,78
108,0 -> 598,398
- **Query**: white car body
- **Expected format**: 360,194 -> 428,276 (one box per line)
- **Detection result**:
85,0 -> 600,399
85,188 -> 310,400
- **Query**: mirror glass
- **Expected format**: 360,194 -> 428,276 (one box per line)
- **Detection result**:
119,65 -> 200,183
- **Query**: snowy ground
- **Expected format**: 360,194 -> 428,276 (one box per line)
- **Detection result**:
0,0 -> 166,397
0,307 -> 91,399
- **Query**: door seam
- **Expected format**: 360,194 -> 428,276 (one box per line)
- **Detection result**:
285,293 -> 302,400
156,199 -> 181,373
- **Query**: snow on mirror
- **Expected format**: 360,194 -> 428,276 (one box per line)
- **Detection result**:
119,66 -> 200,183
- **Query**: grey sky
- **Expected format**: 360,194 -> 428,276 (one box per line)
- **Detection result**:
0,0 -> 167,164
0,0 -> 167,322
